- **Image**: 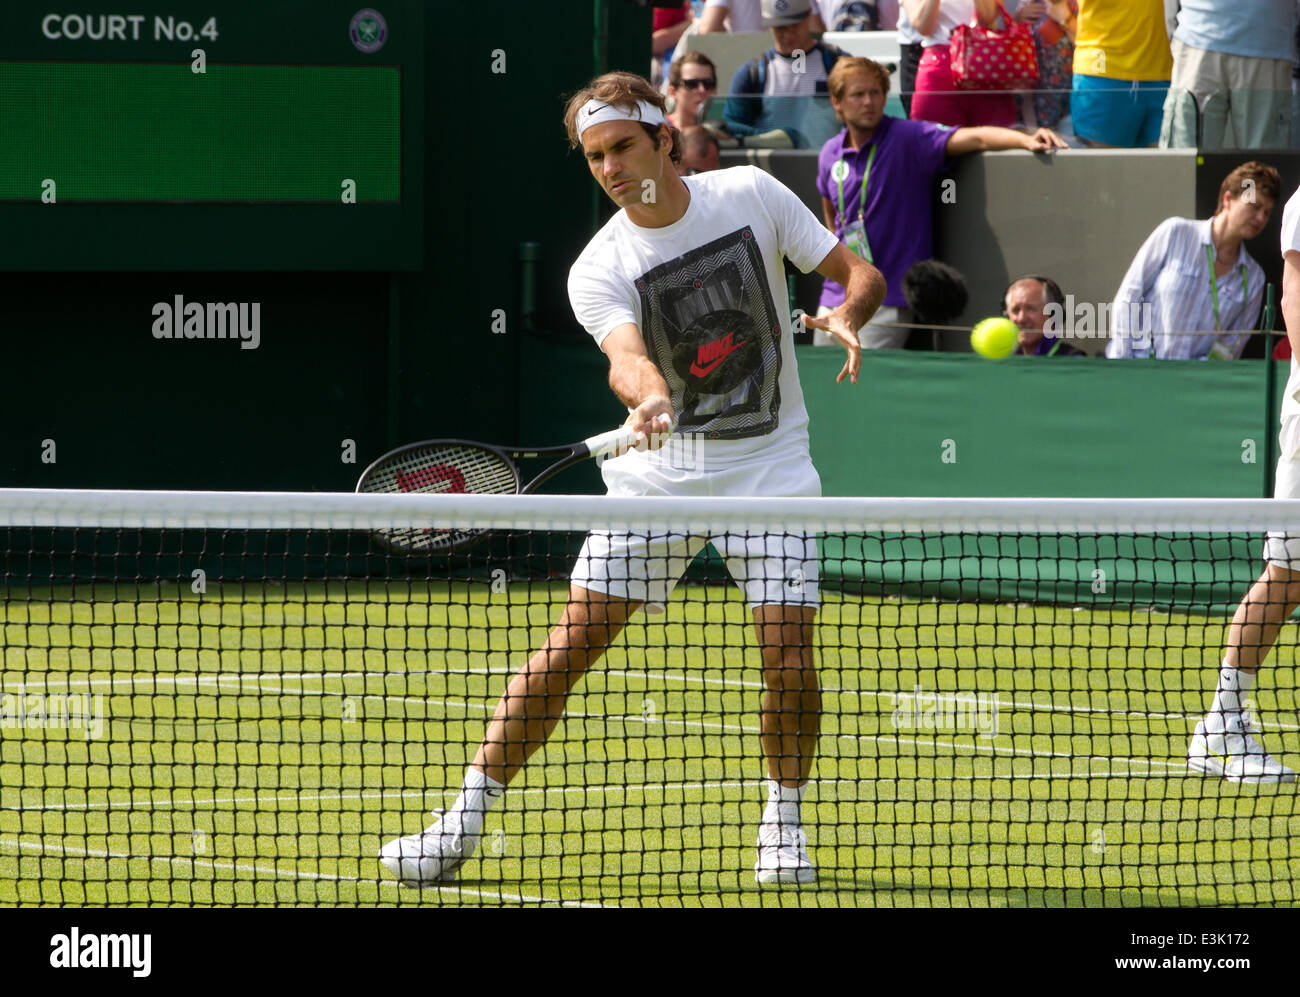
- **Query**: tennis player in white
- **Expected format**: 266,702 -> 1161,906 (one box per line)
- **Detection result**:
380,70 -> 884,886
1187,185 -> 1300,785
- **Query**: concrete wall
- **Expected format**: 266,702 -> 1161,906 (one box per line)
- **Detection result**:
936,149 -> 1200,353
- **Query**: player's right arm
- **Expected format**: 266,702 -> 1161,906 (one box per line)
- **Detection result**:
1282,251 -> 1300,360
601,322 -> 676,446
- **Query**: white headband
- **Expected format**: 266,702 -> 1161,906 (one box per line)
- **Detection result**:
575,99 -> 667,140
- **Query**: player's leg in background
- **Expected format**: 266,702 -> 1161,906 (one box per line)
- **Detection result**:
1222,562 -> 1300,677
473,586 -> 642,784
1188,557 -> 1300,783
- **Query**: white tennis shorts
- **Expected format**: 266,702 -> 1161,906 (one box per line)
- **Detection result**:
570,446 -> 821,612
1264,413 -> 1300,568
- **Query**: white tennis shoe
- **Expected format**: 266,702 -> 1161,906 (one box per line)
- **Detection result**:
1188,715 -> 1297,784
379,810 -> 479,886
754,823 -> 815,885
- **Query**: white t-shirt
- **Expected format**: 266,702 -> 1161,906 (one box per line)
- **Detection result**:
766,48 -> 831,95
896,4 -> 921,43
568,165 -> 838,470
703,0 -> 765,32
815,0 -> 901,31
1279,188 -> 1300,421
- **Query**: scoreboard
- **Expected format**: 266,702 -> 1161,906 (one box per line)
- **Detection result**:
0,2 -> 423,269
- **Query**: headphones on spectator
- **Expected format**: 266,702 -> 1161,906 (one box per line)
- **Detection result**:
1001,274 -> 1065,315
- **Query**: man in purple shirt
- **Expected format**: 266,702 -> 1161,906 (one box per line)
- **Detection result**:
812,58 -> 1067,349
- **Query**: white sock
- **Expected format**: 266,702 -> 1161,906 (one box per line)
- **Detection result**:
761,779 -> 806,827
445,768 -> 505,837
1207,662 -> 1255,731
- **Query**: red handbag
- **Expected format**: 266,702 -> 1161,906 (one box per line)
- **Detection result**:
950,3 -> 1040,91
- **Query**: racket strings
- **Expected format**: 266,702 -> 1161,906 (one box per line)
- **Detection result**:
359,443 -> 517,552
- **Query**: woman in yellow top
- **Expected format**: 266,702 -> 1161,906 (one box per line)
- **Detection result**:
1070,0 -> 1173,147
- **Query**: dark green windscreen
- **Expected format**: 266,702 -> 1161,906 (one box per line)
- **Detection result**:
0,61 -> 400,202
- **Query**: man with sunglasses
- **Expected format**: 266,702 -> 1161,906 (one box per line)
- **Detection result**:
666,52 -> 728,135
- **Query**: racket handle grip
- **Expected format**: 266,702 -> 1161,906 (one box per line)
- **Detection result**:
584,416 -> 675,460
584,425 -> 639,460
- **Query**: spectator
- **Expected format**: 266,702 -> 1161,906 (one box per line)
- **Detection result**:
896,3 -> 924,117
699,0 -> 765,32
652,2 -> 694,87
812,56 -> 1064,348
1107,161 -> 1278,360
1004,275 -> 1085,355
812,1 -> 899,31
906,1 -> 1037,128
724,0 -> 850,148
903,259 -> 969,350
1070,0 -> 1172,147
1160,1 -> 1296,150
666,52 -> 725,132
1025,1 -> 1078,132
678,125 -> 723,173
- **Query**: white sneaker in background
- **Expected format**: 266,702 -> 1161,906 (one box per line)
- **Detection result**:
1188,715 -> 1297,785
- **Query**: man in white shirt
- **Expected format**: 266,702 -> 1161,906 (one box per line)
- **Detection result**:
380,70 -> 885,887
1187,183 -> 1300,784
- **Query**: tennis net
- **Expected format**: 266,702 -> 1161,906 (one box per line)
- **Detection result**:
1,488 -> 1297,908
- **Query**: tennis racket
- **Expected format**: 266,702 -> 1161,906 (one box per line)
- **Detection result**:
356,420 -> 666,554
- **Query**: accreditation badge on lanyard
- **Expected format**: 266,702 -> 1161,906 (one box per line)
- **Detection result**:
834,144 -> 877,263
1205,244 -> 1249,361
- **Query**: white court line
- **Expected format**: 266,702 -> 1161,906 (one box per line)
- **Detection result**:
9,661 -> 1284,731
0,836 -> 608,908
598,666 -> 1300,731
97,676 -> 1187,772
1,669 -> 1194,771
2,766 -> 1196,815
0,669 -> 1191,776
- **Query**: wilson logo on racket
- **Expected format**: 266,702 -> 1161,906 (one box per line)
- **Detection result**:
689,332 -> 746,378
396,464 -> 467,494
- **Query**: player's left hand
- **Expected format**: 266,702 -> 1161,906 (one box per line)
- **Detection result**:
800,311 -> 861,384
1024,128 -> 1067,152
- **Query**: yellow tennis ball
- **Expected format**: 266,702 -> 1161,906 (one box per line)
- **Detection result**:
970,317 -> 1019,359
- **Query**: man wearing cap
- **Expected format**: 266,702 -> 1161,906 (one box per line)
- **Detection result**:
723,0 -> 849,149
379,71 -> 885,889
